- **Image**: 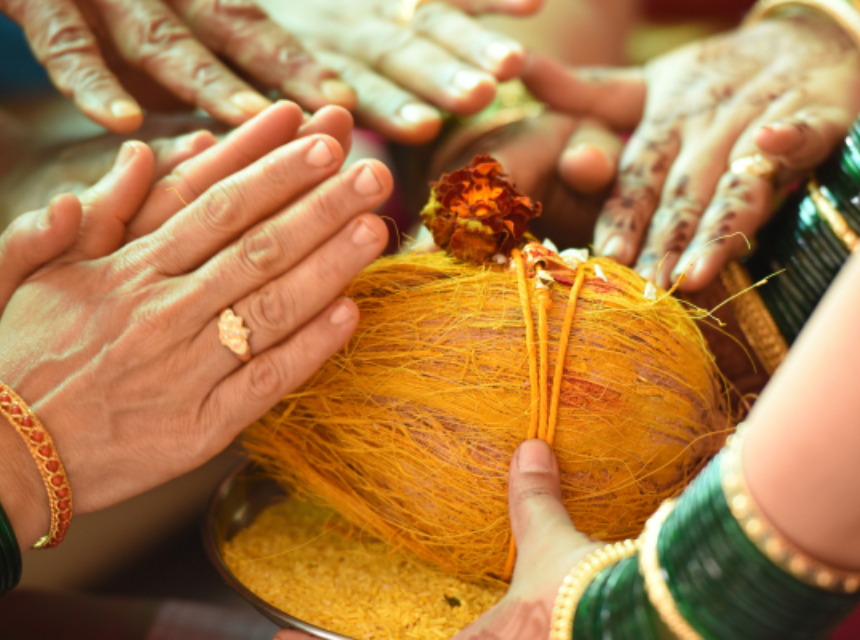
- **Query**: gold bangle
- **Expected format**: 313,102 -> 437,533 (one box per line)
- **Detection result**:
722,423 -> 860,593
745,0 -> 860,49
0,382 -> 72,549
639,500 -> 705,640
548,539 -> 639,640
807,178 -> 860,253
719,261 -> 789,375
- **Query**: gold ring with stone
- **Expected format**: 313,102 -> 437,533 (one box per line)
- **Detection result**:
730,153 -> 778,182
218,308 -> 252,363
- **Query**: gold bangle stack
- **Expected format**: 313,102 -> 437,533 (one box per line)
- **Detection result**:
639,500 -> 705,640
721,423 -> 860,594
548,539 -> 639,640
0,382 -> 72,549
746,0 -> 860,47
719,261 -> 789,375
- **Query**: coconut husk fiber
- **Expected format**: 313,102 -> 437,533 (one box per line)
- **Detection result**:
244,249 -> 730,583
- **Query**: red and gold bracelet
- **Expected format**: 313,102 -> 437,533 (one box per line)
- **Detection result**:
0,382 -> 72,549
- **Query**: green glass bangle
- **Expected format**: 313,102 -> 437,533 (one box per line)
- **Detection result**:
658,457 -> 860,639
574,555 -> 663,640
572,562 -> 615,640
0,499 -> 22,596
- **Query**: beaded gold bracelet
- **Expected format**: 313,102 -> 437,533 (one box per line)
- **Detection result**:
548,539 -> 639,640
0,382 -> 72,549
639,499 -> 705,640
807,179 -> 860,253
719,261 -> 789,375
722,423 -> 860,594
746,0 -> 860,48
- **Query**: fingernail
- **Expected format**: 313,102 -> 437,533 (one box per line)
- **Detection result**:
601,236 -> 627,262
38,204 -> 55,230
306,139 -> 337,168
329,302 -> 355,326
354,165 -> 382,195
352,220 -> 380,246
398,103 -> 440,125
115,141 -> 138,168
229,91 -> 272,115
451,70 -> 492,96
517,439 -> 553,472
482,41 -> 522,69
110,99 -> 142,119
320,79 -> 356,106
769,122 -> 793,133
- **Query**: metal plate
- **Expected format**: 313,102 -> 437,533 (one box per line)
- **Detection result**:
203,461 -> 356,640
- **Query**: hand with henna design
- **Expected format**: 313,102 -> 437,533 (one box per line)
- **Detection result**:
0,0 -> 540,142
523,13 -> 860,290
0,0 -> 350,131
257,0 -> 542,144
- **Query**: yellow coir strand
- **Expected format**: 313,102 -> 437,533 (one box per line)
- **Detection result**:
245,252 -> 730,583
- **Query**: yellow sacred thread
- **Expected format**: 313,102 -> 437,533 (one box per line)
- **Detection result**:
504,256 -> 588,579
547,266 -> 586,447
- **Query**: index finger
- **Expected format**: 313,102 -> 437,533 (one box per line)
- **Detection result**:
93,0 -> 272,126
4,0 -> 144,132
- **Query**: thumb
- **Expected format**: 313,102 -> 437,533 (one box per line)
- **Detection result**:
508,439 -> 596,586
521,52 -> 646,131
0,193 -> 82,316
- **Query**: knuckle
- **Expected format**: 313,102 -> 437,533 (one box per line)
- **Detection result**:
190,59 -> 223,88
369,31 -> 415,72
246,356 -> 289,403
213,0 -> 267,19
42,24 -> 99,63
196,184 -> 240,234
246,285 -> 298,335
515,485 -> 559,506
239,227 -> 284,275
274,42 -> 316,76
305,189 -> 343,230
64,64 -> 115,94
129,12 -> 194,65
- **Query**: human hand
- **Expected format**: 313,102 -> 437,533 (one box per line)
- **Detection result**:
432,109 -> 621,248
0,0 -> 354,133
258,0 -> 542,144
0,103 -> 391,550
0,114 -> 222,228
271,439 -> 598,640
524,14 -> 860,290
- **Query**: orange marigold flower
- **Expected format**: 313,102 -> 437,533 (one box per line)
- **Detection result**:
420,155 -> 541,264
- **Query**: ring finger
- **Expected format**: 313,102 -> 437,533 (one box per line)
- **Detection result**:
197,212 -> 388,371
